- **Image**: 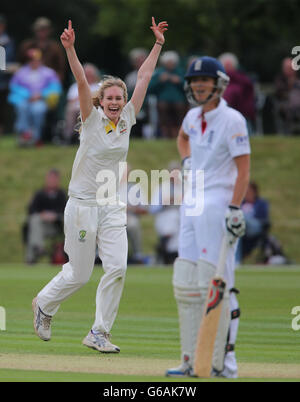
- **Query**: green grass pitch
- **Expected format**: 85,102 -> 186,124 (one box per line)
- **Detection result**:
0,264 -> 300,382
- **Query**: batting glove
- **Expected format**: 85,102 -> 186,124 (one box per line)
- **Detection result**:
225,205 -> 246,244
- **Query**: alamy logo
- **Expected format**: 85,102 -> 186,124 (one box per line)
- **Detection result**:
0,46 -> 6,71
291,46 -> 300,71
95,162 -> 205,217
0,306 -> 6,331
291,306 -> 300,331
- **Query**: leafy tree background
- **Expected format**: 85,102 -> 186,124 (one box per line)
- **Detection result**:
2,0 -> 300,82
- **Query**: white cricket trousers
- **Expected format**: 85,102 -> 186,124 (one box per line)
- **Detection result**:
37,197 -> 128,334
178,193 -> 237,290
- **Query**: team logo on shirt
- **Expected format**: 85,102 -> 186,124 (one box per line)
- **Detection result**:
119,120 -> 127,135
207,130 -> 214,144
79,230 -> 87,242
189,125 -> 197,136
232,133 -> 248,146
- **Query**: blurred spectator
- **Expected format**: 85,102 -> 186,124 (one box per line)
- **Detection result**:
18,17 -> 66,143
273,57 -> 300,135
237,181 -> 290,264
125,48 -> 150,138
0,14 -> 18,135
149,161 -> 182,264
8,47 -> 62,146
125,48 -> 148,97
219,52 -> 256,134
149,51 -> 187,138
236,181 -> 270,264
64,63 -> 100,144
23,169 -> 67,265
19,17 -> 66,83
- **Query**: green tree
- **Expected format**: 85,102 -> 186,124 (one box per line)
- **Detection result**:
93,0 -> 300,80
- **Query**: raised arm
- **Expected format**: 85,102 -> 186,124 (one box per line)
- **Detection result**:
60,20 -> 93,122
131,17 -> 168,116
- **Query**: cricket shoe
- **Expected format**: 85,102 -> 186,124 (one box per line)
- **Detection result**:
165,361 -> 194,378
211,367 -> 238,379
32,297 -> 52,341
82,330 -> 120,353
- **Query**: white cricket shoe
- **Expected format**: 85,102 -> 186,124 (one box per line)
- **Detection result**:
82,330 -> 120,353
211,366 -> 238,379
165,361 -> 194,378
32,297 -> 52,341
222,351 -> 238,378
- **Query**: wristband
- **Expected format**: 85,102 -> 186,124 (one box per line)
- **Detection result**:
181,156 -> 190,166
229,204 -> 240,210
155,41 -> 163,46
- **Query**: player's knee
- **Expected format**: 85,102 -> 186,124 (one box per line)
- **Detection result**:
196,259 -> 216,304
62,262 -> 91,287
105,263 -> 127,281
173,258 -> 201,303
197,259 -> 216,289
114,266 -> 127,279
173,258 -> 198,287
72,272 -> 91,287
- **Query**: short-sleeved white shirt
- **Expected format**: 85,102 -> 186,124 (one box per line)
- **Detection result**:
68,102 -> 136,201
182,98 -> 250,204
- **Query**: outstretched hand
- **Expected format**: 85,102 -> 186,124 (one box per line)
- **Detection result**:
150,17 -> 168,44
60,20 -> 75,49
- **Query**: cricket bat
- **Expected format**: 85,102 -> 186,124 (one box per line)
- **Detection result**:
194,235 -> 230,378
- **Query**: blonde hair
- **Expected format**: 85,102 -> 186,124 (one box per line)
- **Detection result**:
76,75 -> 128,134
92,75 -> 128,107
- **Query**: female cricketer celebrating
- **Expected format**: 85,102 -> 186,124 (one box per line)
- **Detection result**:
166,56 -> 250,378
32,18 -> 168,353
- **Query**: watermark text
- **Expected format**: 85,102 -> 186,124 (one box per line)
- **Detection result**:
0,306 -> 6,331
0,46 -> 6,71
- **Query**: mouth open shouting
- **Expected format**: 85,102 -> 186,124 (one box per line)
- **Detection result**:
100,86 -> 126,125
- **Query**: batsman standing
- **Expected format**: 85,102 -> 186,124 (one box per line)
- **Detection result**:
32,18 -> 168,353
166,56 -> 250,377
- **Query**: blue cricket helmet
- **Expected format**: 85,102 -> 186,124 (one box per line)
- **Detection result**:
185,56 -> 228,80
184,56 -> 230,105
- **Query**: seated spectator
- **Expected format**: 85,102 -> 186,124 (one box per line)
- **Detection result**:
8,47 -> 62,146
18,17 -> 66,83
0,14 -> 17,135
149,161 -> 182,264
23,169 -> 67,264
149,51 -> 187,138
219,52 -> 256,134
64,63 -> 100,143
273,57 -> 300,135
236,181 -> 270,264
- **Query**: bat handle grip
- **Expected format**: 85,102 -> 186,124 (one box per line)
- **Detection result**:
215,235 -> 230,278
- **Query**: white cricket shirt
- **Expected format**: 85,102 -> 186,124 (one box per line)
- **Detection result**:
68,102 -> 136,201
182,98 -> 251,203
